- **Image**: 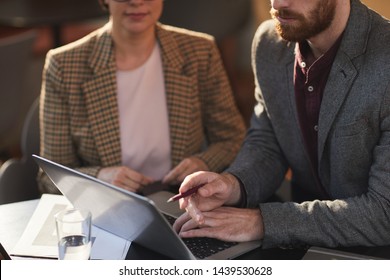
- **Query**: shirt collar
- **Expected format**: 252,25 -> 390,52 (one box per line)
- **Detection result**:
295,33 -> 344,76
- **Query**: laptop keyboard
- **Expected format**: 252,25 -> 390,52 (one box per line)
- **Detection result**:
163,214 -> 238,259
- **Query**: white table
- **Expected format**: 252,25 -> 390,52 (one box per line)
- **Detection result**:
0,199 -> 39,253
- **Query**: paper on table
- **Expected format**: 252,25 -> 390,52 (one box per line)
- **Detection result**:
11,194 -> 130,260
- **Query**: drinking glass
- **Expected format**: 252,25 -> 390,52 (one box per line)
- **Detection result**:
55,208 -> 92,260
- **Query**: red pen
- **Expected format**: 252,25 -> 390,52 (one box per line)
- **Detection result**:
166,184 -> 206,203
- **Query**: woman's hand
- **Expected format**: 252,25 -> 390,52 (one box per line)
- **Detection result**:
97,166 -> 154,193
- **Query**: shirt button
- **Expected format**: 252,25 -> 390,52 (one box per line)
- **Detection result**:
314,125 -> 319,132
308,86 -> 314,92
301,62 -> 306,68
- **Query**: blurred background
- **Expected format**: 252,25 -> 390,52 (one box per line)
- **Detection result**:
0,0 -> 388,165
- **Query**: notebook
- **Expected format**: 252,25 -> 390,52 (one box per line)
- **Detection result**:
33,155 -> 261,260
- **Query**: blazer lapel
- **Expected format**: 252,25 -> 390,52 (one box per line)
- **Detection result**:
285,52 -> 306,152
317,57 -> 357,162
157,24 -> 195,165
82,25 -> 122,166
317,0 -> 368,164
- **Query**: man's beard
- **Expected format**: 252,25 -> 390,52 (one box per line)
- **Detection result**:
270,0 -> 336,42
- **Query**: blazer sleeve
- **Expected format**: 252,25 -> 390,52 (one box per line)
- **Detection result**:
38,51 -> 100,194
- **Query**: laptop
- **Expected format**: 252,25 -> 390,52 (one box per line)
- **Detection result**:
33,155 -> 261,260
302,246 -> 384,260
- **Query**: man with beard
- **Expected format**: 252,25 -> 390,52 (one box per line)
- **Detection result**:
173,0 -> 390,249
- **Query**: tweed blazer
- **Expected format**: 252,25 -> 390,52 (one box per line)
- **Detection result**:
38,22 -> 245,193
227,0 -> 390,248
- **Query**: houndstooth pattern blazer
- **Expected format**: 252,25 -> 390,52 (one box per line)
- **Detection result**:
38,22 -> 246,193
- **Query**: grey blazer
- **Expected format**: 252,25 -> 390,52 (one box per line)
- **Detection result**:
228,0 -> 390,248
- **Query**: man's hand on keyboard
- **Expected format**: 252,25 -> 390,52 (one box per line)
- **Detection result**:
173,207 -> 264,242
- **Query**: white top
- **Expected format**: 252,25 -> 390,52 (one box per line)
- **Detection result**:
116,43 -> 171,180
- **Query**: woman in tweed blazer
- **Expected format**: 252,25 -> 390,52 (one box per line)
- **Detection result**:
38,0 -> 245,194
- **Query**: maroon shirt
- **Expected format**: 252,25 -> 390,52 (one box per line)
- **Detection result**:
294,36 -> 343,196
